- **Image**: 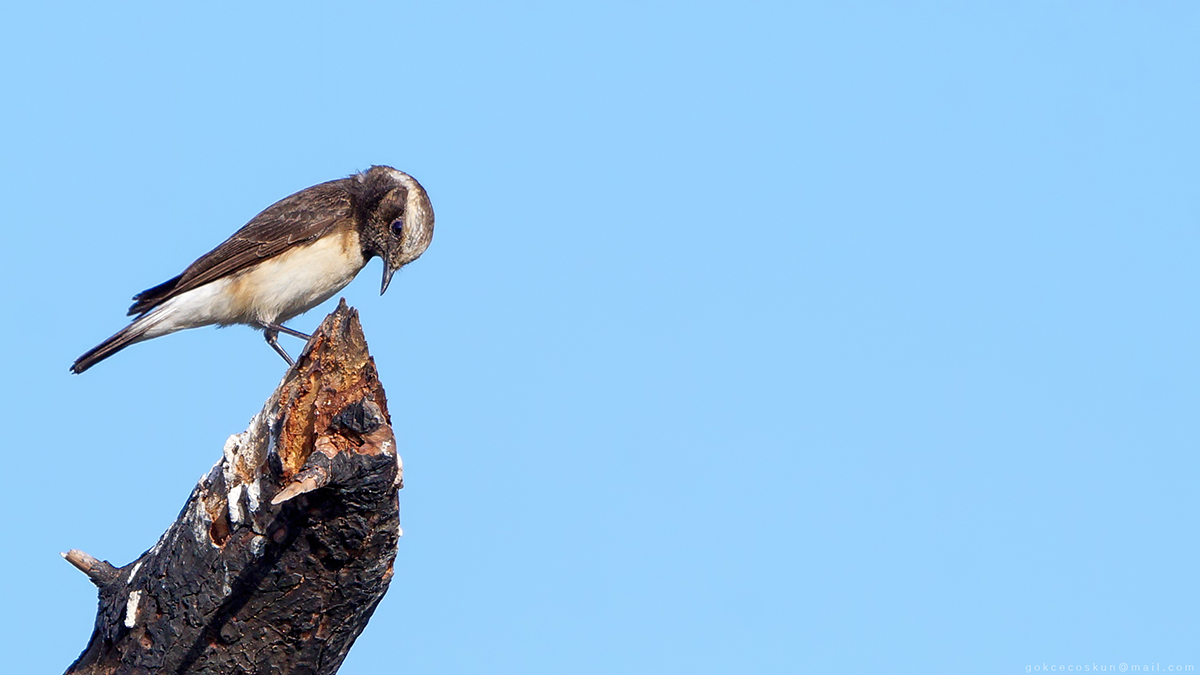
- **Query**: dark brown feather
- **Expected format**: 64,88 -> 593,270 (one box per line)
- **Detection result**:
127,181 -> 356,316
71,320 -> 152,374
128,274 -> 183,315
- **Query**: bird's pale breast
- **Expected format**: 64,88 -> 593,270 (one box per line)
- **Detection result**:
226,228 -> 367,325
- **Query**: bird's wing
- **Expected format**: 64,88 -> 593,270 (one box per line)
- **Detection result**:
128,182 -> 355,316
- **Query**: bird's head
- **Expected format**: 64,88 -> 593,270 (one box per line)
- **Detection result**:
357,165 -> 435,294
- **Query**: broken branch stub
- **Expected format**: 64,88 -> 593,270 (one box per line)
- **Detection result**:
65,300 -> 403,675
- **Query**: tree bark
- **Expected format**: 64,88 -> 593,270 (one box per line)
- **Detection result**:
64,300 -> 403,675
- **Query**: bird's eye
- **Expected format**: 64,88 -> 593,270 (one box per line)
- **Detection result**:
391,217 -> 404,237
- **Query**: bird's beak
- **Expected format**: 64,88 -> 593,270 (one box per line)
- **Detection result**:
381,263 -> 397,295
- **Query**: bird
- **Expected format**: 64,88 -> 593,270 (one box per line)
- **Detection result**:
71,165 -> 434,374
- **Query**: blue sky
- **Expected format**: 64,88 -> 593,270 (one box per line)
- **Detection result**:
1,2 -> 1198,673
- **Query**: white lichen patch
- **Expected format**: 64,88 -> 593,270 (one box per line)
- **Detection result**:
245,477 -> 261,513
187,499 -> 215,547
219,401 -> 278,489
221,431 -> 248,487
228,484 -> 245,525
124,590 -> 142,628
223,430 -> 248,463
200,461 -> 222,487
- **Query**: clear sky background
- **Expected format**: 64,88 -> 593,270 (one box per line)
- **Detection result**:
0,2 -> 1197,673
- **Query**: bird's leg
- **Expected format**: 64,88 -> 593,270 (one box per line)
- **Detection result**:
262,327 -> 296,366
261,321 -> 312,341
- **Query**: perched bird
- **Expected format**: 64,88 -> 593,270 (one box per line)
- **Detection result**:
71,166 -> 434,373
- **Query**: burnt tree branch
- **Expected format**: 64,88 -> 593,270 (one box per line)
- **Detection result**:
65,300 -> 403,675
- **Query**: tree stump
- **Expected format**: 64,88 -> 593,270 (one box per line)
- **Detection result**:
64,300 -> 403,675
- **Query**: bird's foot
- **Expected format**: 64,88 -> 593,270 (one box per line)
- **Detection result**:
261,322 -> 312,341
263,328 -> 296,366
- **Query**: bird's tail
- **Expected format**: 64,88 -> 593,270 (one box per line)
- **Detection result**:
71,313 -> 162,374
